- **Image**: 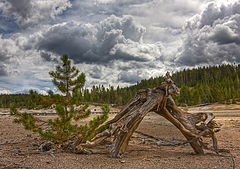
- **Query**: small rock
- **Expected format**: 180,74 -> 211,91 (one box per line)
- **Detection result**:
120,160 -> 126,163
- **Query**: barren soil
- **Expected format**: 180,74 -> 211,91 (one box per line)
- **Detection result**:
0,106 -> 240,169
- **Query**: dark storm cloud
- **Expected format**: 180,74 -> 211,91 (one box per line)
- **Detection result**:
0,52 -> 8,62
5,0 -> 32,19
37,21 -> 97,63
0,55 -> 8,76
176,0 -> 240,66
40,52 -> 52,62
33,15 -> 159,64
36,21 -> 99,63
209,25 -> 240,45
0,66 -> 7,76
40,52 -> 59,63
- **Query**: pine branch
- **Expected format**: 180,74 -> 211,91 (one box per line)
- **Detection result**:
10,54 -> 109,148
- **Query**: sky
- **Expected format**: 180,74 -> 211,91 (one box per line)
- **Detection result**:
1,0 -> 240,94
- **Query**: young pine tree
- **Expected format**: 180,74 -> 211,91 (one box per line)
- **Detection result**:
11,55 -> 109,147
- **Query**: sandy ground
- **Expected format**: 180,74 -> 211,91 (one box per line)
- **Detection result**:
0,107 -> 240,169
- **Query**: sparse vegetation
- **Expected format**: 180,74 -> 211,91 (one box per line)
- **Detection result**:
10,55 -> 109,144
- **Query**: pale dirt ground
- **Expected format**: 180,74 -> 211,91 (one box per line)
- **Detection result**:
0,105 -> 240,169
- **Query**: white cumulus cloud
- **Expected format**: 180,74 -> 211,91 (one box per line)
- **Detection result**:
0,0 -> 72,28
176,0 -> 240,66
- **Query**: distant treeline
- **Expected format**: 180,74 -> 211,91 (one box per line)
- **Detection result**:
82,64 -> 240,106
1,64 -> 240,108
0,90 -> 63,109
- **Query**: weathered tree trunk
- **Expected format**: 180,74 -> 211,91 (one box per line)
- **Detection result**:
154,99 -> 204,154
109,89 -> 165,157
80,74 -> 220,158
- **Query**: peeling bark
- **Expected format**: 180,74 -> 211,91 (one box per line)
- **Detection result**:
80,74 -> 221,158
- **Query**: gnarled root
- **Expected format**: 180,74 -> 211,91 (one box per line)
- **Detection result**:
154,98 -> 221,154
77,87 -> 221,157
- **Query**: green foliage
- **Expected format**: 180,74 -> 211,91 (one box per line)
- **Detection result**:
76,105 -> 110,142
80,64 -> 240,106
11,107 -> 39,131
171,64 -> 240,105
10,55 -> 109,144
73,104 -> 91,120
49,55 -> 86,104
0,90 -> 63,109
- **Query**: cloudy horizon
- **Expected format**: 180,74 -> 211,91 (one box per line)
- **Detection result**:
1,0 -> 240,94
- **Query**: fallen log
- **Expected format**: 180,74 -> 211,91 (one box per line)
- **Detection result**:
78,73 -> 221,157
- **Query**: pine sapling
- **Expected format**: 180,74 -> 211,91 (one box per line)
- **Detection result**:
11,55 -> 109,151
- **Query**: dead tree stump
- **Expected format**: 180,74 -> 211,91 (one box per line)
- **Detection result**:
80,73 -> 221,158
109,88 -> 166,157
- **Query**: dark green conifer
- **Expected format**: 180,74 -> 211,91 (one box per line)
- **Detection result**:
11,55 -> 109,145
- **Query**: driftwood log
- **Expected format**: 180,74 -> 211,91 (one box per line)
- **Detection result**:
80,73 -> 221,158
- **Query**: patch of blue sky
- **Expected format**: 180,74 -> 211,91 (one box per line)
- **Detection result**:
0,15 -> 19,34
